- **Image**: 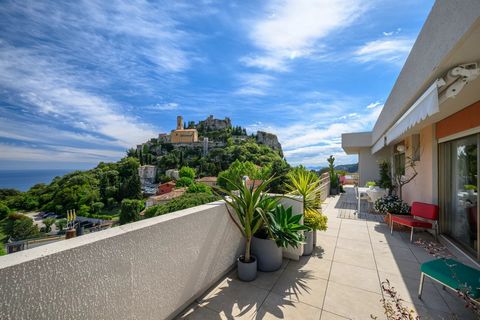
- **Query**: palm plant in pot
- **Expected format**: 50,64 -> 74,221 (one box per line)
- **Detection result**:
215,176 -> 275,281
285,168 -> 327,255
253,203 -> 309,272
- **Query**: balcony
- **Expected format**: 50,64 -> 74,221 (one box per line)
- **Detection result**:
0,188 -> 477,319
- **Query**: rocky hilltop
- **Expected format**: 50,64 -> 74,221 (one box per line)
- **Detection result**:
256,131 -> 282,155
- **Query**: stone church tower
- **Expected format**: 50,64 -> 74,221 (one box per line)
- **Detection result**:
176,115 -> 184,130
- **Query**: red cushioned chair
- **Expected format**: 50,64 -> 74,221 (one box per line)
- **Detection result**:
390,202 -> 439,242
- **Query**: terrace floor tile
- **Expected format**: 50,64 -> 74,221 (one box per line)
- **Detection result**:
180,187 -> 479,320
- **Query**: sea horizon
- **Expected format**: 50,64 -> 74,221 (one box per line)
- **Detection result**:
0,169 -> 79,192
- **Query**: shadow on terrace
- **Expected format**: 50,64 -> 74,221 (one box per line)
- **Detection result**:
178,186 -> 478,319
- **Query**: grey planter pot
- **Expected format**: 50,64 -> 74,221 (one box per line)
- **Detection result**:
251,237 -> 282,272
303,231 -> 314,256
237,256 -> 257,282
313,230 -> 317,247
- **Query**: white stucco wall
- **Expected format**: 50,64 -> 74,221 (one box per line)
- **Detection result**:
401,125 -> 435,205
358,148 -> 390,186
0,197 -> 303,320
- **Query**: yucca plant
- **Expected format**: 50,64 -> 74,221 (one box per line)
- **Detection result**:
285,168 -> 327,232
215,176 -> 277,263
285,169 -> 321,215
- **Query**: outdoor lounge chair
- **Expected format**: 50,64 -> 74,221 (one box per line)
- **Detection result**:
418,258 -> 480,304
390,201 -> 439,242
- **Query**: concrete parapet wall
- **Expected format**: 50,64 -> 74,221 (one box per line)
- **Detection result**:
0,196 -> 303,320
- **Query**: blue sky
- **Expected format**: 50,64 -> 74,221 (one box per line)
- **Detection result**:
0,0 -> 434,170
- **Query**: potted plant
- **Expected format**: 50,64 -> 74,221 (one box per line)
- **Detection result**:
216,177 -> 275,281
366,181 -> 376,190
285,168 -> 327,255
374,195 -> 410,230
251,197 -> 282,272
303,209 -> 328,255
377,160 -> 394,194
252,204 -> 308,271
327,156 -> 339,195
465,184 -> 477,195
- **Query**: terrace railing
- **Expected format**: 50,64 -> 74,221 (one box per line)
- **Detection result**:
319,172 -> 330,201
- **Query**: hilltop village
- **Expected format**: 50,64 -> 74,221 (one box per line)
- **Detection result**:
131,115 -> 285,202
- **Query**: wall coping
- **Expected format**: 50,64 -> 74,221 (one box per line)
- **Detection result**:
0,200 -> 226,269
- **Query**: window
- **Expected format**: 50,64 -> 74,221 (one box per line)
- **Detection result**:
394,152 -> 405,176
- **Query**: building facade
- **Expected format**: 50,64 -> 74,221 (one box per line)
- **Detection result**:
170,116 -> 199,143
342,0 -> 480,260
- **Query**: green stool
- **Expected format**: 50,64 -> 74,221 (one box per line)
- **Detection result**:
419,258 -> 480,302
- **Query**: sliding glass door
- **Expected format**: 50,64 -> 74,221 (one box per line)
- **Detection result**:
439,134 -> 479,258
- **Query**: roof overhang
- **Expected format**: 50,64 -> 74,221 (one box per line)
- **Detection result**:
341,132 -> 372,154
371,2 -> 480,145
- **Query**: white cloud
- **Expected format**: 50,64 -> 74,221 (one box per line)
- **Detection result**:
366,101 -> 383,109
242,0 -> 366,71
247,101 -> 382,167
0,44 -> 158,150
354,37 -> 414,64
0,116 -> 121,147
234,73 -> 275,96
383,31 -> 394,36
0,143 -> 124,164
145,103 -> 179,111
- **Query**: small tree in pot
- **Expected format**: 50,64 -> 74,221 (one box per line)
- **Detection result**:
327,156 -> 339,195
377,160 -> 394,194
216,177 -> 275,281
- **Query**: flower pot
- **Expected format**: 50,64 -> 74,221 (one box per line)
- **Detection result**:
251,236 -> 282,272
303,231 -> 314,256
237,255 -> 257,282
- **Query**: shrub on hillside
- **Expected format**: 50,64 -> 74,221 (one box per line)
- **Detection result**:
179,166 -> 196,180
0,202 -> 10,220
7,212 -> 30,221
144,193 -> 220,218
12,219 -> 39,240
43,217 -> 56,233
176,177 -> 194,188
119,199 -> 144,225
55,219 -> 67,232
187,183 -> 212,195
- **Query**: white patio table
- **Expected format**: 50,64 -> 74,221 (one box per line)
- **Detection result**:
357,187 -> 387,213
366,188 -> 387,204
357,187 -> 369,213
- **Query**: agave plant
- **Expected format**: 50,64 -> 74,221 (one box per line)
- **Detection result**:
214,176 -> 277,263
268,205 -> 309,248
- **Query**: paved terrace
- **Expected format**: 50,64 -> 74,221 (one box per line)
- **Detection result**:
179,187 -> 478,319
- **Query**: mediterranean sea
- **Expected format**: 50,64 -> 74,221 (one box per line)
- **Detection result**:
0,169 -> 74,191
